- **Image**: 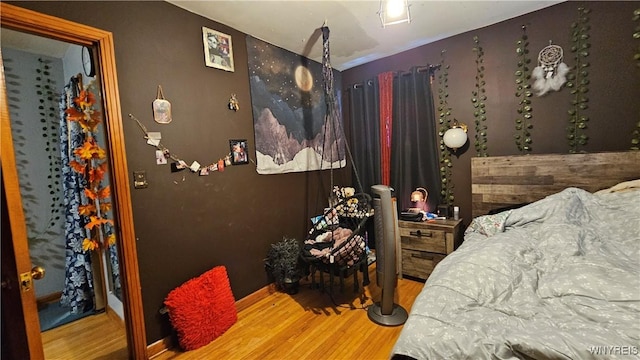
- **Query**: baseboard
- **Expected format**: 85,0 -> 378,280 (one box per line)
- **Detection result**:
106,304 -> 125,328
147,335 -> 174,359
234,284 -> 274,312
147,284 -> 273,358
36,291 -> 62,310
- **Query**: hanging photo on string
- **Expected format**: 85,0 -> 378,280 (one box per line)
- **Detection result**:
155,150 -> 167,165
153,85 -> 172,124
229,139 -> 249,165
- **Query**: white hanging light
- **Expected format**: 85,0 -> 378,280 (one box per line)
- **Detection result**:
378,0 -> 411,28
443,119 -> 468,150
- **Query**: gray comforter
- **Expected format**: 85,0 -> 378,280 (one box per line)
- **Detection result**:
391,188 -> 640,359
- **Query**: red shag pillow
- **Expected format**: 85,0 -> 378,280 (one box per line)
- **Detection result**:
164,266 -> 237,351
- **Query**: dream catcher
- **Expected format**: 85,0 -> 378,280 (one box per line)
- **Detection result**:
532,42 -> 569,96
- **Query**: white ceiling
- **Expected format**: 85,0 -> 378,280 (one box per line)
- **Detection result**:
167,0 -> 564,71
1,28 -> 70,58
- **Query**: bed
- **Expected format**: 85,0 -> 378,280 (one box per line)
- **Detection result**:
391,151 -> 640,359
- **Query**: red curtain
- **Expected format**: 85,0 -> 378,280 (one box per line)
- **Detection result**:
378,72 -> 394,186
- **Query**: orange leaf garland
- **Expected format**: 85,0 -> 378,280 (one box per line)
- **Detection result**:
84,188 -> 98,201
65,106 -> 85,122
73,140 -> 106,161
74,89 -> 96,108
78,204 -> 97,216
82,238 -> 99,252
74,140 -> 96,160
97,186 -> 111,200
85,215 -> 113,230
89,166 -> 105,183
69,87 -> 113,251
69,160 -> 86,174
99,201 -> 112,213
66,90 -> 103,133
93,145 -> 106,159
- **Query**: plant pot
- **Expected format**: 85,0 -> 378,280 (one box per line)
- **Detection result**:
283,277 -> 300,295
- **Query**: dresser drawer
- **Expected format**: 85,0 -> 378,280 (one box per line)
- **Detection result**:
399,226 -> 447,254
401,249 -> 446,279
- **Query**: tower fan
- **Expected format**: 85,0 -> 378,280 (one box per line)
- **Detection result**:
368,185 -> 408,326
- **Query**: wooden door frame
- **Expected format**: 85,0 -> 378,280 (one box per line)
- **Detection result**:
0,3 -> 147,359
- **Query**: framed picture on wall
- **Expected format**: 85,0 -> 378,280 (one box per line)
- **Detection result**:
229,139 -> 249,165
202,27 -> 234,72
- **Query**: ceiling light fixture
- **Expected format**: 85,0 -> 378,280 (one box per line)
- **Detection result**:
378,0 -> 411,28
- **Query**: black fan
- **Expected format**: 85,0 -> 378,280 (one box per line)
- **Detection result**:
368,185 -> 408,326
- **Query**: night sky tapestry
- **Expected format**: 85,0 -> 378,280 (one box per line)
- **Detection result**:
246,36 -> 345,174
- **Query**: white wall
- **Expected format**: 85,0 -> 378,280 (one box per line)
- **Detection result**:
2,47 -> 67,298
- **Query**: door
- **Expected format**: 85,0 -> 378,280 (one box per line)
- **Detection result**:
1,162 -> 43,360
0,3 -> 147,359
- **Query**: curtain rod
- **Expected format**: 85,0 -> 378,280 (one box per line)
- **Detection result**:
350,64 -> 441,88
352,79 -> 374,89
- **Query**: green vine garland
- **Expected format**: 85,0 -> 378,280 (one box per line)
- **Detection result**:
36,58 -> 63,231
514,26 -> 533,153
437,50 -> 455,206
4,56 -> 64,265
632,8 -> 640,150
566,7 -> 591,153
472,36 -> 488,156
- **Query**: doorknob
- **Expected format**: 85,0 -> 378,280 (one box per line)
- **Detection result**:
18,266 -> 45,292
31,266 -> 45,280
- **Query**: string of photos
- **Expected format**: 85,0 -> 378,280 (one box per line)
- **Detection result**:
128,113 -> 249,176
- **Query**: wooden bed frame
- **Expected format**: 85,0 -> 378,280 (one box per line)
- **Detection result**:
471,151 -> 640,218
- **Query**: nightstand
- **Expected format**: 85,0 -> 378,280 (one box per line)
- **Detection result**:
398,219 -> 462,280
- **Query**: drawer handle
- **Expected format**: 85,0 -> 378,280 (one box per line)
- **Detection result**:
410,230 -> 432,237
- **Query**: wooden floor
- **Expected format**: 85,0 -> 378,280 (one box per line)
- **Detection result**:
153,264 -> 424,360
42,310 -> 127,359
39,264 -> 424,360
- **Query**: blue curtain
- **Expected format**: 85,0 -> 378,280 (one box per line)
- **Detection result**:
108,242 -> 121,297
59,78 -> 95,314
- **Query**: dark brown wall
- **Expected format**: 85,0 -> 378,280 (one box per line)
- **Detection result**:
342,1 -> 640,225
10,0 -> 639,346
9,1 -> 344,344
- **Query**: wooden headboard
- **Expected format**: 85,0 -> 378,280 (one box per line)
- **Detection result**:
471,151 -> 640,218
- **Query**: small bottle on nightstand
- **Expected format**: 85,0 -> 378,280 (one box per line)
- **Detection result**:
453,206 -> 459,220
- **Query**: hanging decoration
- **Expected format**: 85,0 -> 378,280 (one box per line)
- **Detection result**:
566,6 -> 592,153
514,25 -> 534,153
153,85 -> 172,124
37,58 -> 64,232
471,35 -> 488,157
65,88 -> 115,251
531,42 -> 569,97
437,50 -> 455,206
246,36 -> 346,175
129,113 -> 233,176
228,93 -> 239,111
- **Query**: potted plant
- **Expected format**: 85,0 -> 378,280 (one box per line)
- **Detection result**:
265,237 -> 301,294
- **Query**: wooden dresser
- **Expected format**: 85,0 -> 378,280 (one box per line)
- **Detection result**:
398,219 -> 462,280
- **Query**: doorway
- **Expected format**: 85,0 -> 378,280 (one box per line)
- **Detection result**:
1,3 -> 147,359
2,29 -> 123,332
